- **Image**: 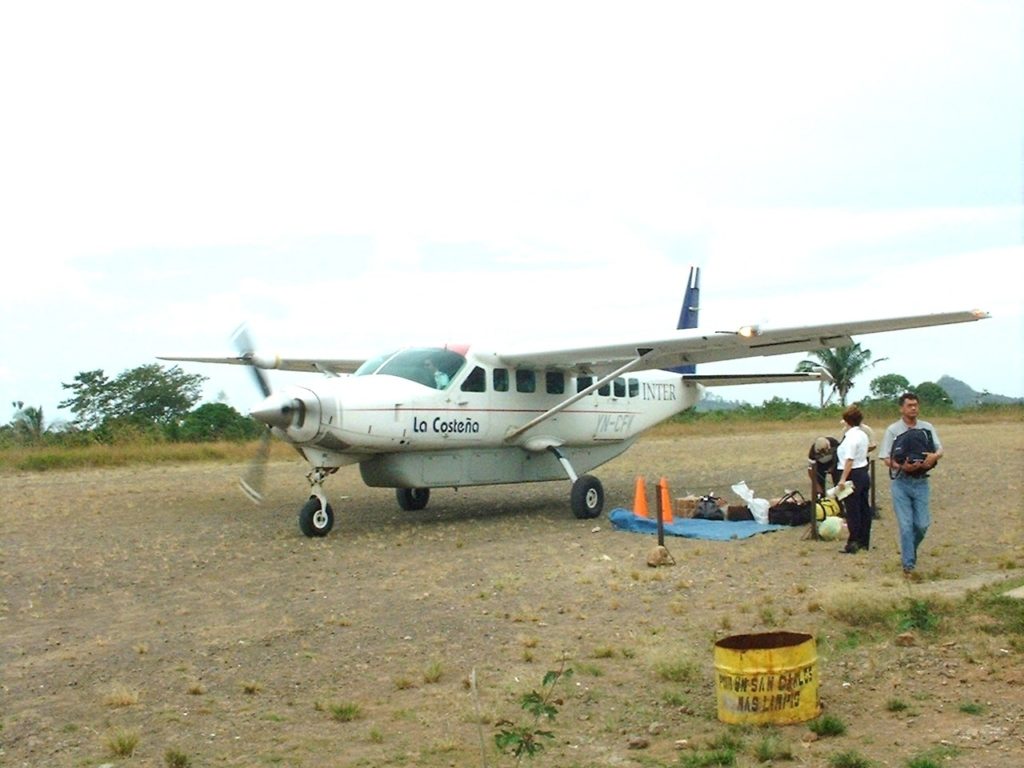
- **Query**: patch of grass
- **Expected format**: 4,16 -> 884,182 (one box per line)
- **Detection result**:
808,714 -> 847,737
896,599 -> 941,633
822,588 -> 897,628
327,702 -> 363,722
651,651 -> 699,684
886,698 -> 909,712
102,684 -> 139,708
592,646 -> 616,658
165,747 -> 192,768
242,681 -> 262,695
829,750 -> 872,768
105,728 -> 140,758
423,660 -> 443,684
958,701 -> 984,715
752,732 -> 794,761
679,748 -> 737,767
905,745 -> 960,767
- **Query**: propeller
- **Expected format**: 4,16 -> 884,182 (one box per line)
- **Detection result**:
233,323 -> 272,504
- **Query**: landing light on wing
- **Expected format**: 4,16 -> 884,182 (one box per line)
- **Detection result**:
737,324 -> 761,338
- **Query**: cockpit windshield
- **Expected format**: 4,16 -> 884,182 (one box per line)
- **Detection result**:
353,347 -> 467,390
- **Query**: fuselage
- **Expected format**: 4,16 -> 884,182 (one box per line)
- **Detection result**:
254,345 -> 702,488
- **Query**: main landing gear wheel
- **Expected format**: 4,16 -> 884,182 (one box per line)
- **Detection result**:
298,497 -> 334,537
396,487 -> 430,511
570,474 -> 604,519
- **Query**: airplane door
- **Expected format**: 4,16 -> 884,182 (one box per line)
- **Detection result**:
449,365 -> 491,442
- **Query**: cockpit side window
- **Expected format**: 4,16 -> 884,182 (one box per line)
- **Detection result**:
461,366 -> 487,393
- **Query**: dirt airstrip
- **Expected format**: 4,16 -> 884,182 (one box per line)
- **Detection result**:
3,419 -> 1023,767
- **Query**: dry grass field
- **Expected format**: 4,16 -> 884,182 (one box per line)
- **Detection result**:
3,418 -> 1023,767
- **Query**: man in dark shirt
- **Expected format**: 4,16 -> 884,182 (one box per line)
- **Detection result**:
807,436 -> 840,498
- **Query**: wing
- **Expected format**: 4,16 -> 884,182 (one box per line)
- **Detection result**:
157,355 -> 366,375
495,310 -> 989,374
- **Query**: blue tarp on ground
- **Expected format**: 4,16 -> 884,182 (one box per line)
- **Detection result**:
608,508 -> 787,541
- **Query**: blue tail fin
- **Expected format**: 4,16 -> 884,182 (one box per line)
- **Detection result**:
668,267 -> 700,374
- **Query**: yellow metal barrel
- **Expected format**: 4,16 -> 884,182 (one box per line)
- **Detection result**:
713,631 -> 821,725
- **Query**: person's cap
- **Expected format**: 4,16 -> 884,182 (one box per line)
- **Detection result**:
813,437 -> 834,462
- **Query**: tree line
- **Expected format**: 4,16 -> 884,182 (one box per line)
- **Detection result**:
4,364 -> 262,446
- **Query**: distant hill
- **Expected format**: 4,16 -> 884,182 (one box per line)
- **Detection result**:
936,376 -> 1023,408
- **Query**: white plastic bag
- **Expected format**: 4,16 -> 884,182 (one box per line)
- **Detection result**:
730,481 -> 770,525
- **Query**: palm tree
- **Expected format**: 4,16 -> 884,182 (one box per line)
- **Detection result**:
10,401 -> 46,441
796,343 -> 886,407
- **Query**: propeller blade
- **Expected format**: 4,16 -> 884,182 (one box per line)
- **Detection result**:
232,323 -> 272,398
239,427 -> 271,504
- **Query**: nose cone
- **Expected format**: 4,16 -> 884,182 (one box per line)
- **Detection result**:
250,394 -> 301,430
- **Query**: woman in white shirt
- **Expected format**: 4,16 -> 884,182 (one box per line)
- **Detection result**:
836,404 -> 871,554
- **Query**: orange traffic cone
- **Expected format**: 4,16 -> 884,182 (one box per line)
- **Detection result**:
657,477 -> 674,523
633,476 -> 649,517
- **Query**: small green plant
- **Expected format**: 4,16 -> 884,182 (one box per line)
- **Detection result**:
165,747 -> 192,768
106,728 -> 140,758
808,714 -> 847,737
905,745 -> 960,767
494,660 -> 573,763
679,748 -> 737,767
652,653 -> 699,683
886,698 -> 909,712
753,733 -> 793,761
896,599 -> 940,633
958,701 -> 984,715
829,750 -> 872,768
328,702 -> 362,722
423,660 -> 443,684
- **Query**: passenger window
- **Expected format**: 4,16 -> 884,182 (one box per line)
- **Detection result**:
516,369 -> 536,393
576,375 -> 593,393
493,368 -> 509,392
629,378 -> 639,398
598,383 -> 610,396
545,371 -> 564,395
614,378 -> 626,398
461,366 -> 486,393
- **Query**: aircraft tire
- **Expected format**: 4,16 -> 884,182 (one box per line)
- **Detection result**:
298,497 -> 334,537
570,475 -> 604,519
396,487 -> 430,511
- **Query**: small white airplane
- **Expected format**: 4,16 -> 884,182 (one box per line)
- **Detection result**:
160,269 -> 988,537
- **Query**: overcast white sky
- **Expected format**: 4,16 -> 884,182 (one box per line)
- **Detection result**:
2,1 -> 1021,426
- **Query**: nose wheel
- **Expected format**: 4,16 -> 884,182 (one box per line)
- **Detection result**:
299,497 -> 334,537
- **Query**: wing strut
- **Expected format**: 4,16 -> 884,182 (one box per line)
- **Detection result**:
504,349 -> 653,443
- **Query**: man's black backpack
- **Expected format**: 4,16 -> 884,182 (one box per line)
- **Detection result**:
891,428 -> 936,476
891,428 -> 935,464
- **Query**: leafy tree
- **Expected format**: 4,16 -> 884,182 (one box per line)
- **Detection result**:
58,370 -> 113,430
177,403 -> 263,442
60,364 -> 207,430
795,343 -> 886,407
914,381 -> 952,409
869,373 -> 911,402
